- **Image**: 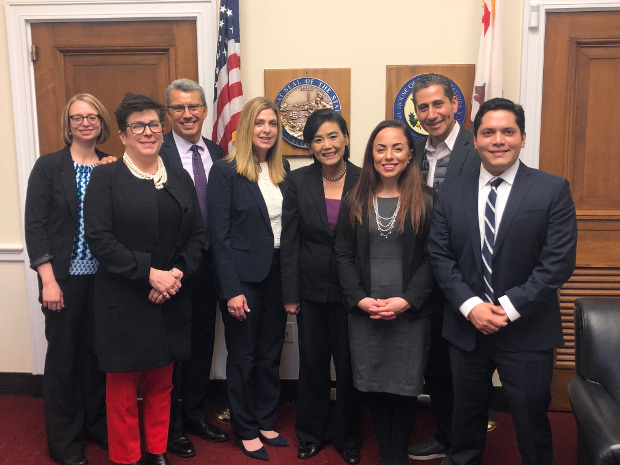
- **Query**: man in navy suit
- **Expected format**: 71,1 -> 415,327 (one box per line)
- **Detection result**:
408,73 -> 480,462
160,79 -> 228,458
427,98 -> 577,465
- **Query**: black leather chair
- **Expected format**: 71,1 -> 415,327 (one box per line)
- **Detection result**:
569,297 -> 620,465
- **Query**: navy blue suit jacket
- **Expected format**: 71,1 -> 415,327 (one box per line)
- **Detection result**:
427,162 -> 578,352
207,157 -> 290,300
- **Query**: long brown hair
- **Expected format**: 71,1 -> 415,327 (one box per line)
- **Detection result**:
348,120 -> 432,233
226,97 -> 286,184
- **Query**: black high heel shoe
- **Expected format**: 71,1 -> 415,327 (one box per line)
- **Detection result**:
258,431 -> 289,447
239,439 -> 269,461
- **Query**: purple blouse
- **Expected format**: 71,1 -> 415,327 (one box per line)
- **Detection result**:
325,198 -> 341,234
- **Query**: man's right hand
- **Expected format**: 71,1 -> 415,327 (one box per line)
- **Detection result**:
468,302 -> 508,335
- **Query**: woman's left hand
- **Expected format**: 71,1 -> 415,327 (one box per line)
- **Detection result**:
369,297 -> 411,320
148,287 -> 171,305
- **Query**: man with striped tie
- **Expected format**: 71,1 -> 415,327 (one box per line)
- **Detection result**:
427,98 -> 577,465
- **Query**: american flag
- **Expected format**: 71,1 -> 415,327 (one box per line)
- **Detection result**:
471,0 -> 503,125
212,0 -> 244,155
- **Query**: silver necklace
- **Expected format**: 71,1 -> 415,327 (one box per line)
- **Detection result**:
123,153 -> 168,190
321,164 -> 347,182
373,195 -> 400,238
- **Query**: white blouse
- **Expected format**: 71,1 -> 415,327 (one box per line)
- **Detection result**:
257,162 -> 283,248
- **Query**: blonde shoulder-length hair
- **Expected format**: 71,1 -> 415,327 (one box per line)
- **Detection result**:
226,97 -> 286,184
61,93 -> 112,146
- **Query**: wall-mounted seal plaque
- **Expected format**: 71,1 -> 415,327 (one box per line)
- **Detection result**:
386,65 -> 475,142
266,68 -> 351,156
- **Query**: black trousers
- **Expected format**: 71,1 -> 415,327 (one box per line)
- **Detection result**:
449,337 -> 555,465
423,309 -> 453,447
42,274 -> 107,460
169,250 -> 219,434
221,251 -> 287,439
295,299 -> 360,451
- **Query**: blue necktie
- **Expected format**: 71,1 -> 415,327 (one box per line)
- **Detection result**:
191,145 -> 209,248
482,177 -> 503,303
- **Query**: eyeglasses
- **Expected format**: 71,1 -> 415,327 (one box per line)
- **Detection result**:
69,114 -> 100,124
124,121 -> 164,135
167,104 -> 206,114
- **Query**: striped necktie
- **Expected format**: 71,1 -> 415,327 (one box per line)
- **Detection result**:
191,145 -> 209,248
482,177 -> 503,303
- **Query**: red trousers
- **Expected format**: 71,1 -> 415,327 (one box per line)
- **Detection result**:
106,364 -> 173,464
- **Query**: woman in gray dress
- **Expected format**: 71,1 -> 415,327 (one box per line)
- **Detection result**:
335,120 -> 434,465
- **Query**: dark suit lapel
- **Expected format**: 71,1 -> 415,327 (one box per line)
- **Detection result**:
60,149 -> 79,221
159,132 -> 184,169
445,126 -> 472,179
494,163 -> 533,255
463,171 -> 483,273
203,137 -> 224,163
306,164 -> 330,234
244,178 -> 272,228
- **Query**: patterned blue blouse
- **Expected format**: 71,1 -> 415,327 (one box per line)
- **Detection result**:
68,161 -> 99,275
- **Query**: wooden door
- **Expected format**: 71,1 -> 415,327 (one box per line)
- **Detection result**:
540,11 -> 620,411
32,21 -> 198,158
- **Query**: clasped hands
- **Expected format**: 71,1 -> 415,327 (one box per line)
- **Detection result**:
358,297 -> 411,320
148,267 -> 183,304
468,302 -> 509,335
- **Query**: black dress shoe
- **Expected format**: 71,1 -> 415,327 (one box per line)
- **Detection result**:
297,444 -> 321,459
239,440 -> 269,461
144,452 -> 171,465
55,454 -> 89,465
341,449 -> 361,464
167,432 -> 196,458
184,419 -> 230,442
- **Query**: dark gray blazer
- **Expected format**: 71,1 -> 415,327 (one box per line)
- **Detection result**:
414,125 -> 481,183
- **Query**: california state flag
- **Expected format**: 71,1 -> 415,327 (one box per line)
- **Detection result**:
471,0 -> 503,125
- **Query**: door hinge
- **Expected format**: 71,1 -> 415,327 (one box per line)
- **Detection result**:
31,44 -> 37,63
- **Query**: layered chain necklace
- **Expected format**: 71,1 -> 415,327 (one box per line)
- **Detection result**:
123,153 -> 168,190
373,195 -> 401,238
321,164 -> 347,182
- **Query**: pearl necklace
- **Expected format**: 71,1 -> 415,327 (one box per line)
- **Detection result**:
321,164 -> 347,182
373,195 -> 400,238
123,153 -> 167,190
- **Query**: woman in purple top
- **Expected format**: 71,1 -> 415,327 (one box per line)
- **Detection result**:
280,109 -> 362,464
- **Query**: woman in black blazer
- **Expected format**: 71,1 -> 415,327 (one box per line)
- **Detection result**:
25,93 -> 112,465
207,97 -> 289,461
280,109 -> 361,464
335,120 -> 434,465
84,94 -> 206,465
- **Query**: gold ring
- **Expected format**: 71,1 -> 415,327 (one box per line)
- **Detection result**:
162,292 -> 169,298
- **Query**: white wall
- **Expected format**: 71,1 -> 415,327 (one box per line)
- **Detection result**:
0,0 -> 524,375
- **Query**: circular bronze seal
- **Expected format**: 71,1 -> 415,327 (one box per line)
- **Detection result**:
275,77 -> 342,148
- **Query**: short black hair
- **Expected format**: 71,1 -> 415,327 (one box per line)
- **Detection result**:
411,73 -> 454,106
114,93 -> 166,131
473,97 -> 526,136
303,109 -> 350,161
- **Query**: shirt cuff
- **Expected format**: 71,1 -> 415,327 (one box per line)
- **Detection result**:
460,296 -> 484,320
498,295 -> 521,322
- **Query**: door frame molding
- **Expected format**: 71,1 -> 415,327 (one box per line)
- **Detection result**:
5,0 -> 217,374
520,0 -> 620,167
